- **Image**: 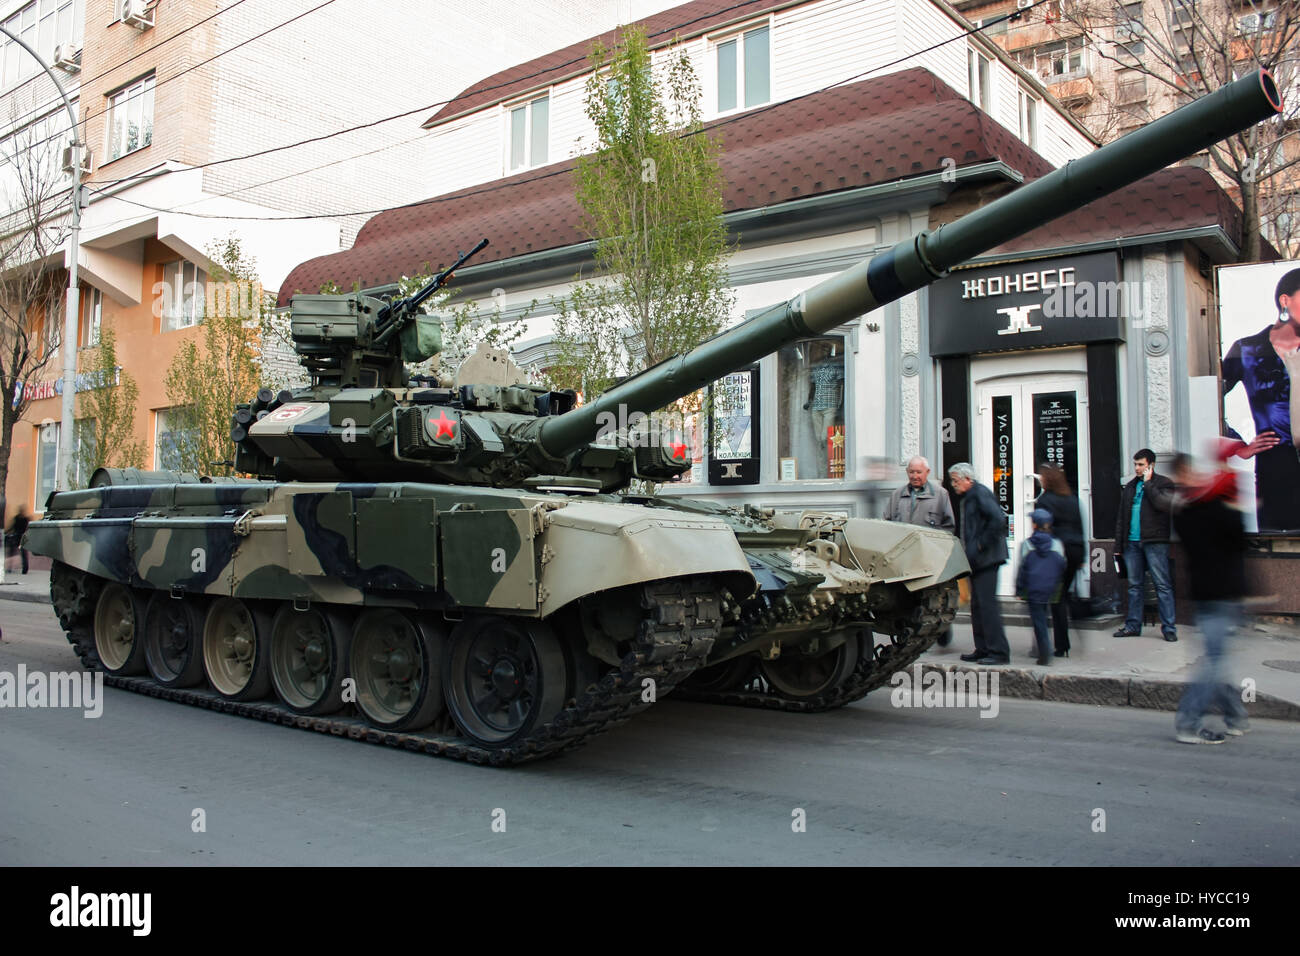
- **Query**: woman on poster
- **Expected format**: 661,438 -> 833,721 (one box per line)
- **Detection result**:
1222,268 -> 1300,532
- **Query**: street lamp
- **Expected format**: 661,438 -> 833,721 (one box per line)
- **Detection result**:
0,26 -> 83,497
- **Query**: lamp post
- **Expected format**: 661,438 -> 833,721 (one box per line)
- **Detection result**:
0,26 -> 83,497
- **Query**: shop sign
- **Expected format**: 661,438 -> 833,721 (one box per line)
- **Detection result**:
708,365 -> 760,485
1032,391 -> 1079,495
929,251 -> 1125,356
12,367 -> 121,408
992,394 -> 1014,538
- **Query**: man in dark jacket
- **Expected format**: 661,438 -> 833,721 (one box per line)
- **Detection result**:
1113,448 -> 1178,641
948,462 -> 1010,665
1169,452 -> 1250,744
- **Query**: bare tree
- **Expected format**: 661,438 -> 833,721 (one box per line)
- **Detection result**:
0,108 -> 74,521
1054,0 -> 1300,259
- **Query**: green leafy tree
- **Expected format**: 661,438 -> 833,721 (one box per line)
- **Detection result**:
69,326 -> 145,484
162,239 -> 269,475
552,26 -> 734,401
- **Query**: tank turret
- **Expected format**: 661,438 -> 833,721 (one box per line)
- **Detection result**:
234,71 -> 1281,491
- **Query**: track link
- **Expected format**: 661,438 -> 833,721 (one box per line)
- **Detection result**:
674,581 -> 959,713
49,564 -> 724,767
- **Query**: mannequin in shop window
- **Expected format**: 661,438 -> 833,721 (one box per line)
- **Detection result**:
803,341 -> 845,478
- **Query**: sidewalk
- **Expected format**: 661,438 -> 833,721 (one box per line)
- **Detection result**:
0,565 -> 49,603
4,567 -> 1298,720
922,617 -> 1300,721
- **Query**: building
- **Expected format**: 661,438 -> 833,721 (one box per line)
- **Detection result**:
952,0 -> 1300,254
1,0 -> 683,525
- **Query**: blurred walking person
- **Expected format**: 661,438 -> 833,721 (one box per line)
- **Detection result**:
1036,463 -> 1083,656
948,462 -> 1010,665
5,505 -> 30,575
1170,451 -> 1251,744
1016,509 -> 1067,666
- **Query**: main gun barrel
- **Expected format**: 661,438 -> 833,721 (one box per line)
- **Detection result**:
536,69 -> 1282,458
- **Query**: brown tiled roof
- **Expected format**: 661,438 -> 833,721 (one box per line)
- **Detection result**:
281,67 -> 1062,303
994,165 -> 1245,255
423,0 -> 784,128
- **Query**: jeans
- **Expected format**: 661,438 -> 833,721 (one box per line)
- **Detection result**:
1124,541 -> 1176,634
1175,600 -> 1249,733
1028,602 -> 1052,661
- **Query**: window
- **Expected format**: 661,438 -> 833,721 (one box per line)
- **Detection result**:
506,94 -> 548,172
1018,88 -> 1039,149
71,417 -> 95,487
1116,72 -> 1147,103
778,336 -> 847,481
968,47 -> 991,110
35,421 -> 59,504
0,108 -> 70,213
106,73 -> 154,161
160,259 -> 206,331
1118,1 -> 1144,38
79,287 -> 101,348
2,0 -> 81,92
714,23 -> 770,113
154,408 -> 195,471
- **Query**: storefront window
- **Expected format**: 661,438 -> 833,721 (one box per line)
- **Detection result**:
777,336 -> 846,480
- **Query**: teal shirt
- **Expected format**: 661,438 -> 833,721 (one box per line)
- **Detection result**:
1129,480 -> 1145,541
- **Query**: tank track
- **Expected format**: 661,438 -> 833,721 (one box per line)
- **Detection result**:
674,581 -> 959,713
49,563 -> 724,767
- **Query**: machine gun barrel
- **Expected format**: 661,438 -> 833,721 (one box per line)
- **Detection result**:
373,237 -> 489,346
536,69 -> 1282,459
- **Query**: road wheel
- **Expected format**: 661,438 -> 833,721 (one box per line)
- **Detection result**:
442,616 -> 568,749
760,635 -> 860,700
350,610 -> 444,731
143,594 -> 205,687
203,598 -> 272,700
93,582 -> 147,676
271,605 -> 350,716
681,654 -> 756,692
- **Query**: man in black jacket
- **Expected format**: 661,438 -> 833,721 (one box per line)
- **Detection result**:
948,462 -> 1010,665
1113,449 -> 1178,640
1169,453 -> 1250,744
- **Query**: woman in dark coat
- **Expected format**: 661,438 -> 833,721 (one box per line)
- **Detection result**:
1035,464 -> 1083,656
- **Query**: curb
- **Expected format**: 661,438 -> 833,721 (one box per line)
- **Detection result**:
919,661 -> 1300,722
0,588 -> 48,605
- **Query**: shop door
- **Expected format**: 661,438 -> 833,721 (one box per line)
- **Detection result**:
974,374 -> 1090,598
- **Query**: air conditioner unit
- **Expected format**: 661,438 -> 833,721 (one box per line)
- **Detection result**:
119,0 -> 154,30
61,144 -> 92,178
53,43 -> 80,72
1016,0 -> 1034,9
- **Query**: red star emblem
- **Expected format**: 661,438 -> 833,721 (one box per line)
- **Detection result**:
431,409 -> 457,440
668,442 -> 687,460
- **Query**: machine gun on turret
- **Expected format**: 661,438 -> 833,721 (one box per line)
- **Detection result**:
286,238 -> 489,390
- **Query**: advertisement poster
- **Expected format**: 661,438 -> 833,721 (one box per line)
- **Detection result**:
1217,260 -> 1300,533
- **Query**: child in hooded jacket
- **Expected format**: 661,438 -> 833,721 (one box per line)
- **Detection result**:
1016,508 -> 1068,665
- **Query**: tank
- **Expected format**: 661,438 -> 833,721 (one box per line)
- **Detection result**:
27,71 -> 1282,765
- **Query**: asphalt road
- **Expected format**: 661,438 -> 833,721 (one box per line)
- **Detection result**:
1,600 -> 1295,866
